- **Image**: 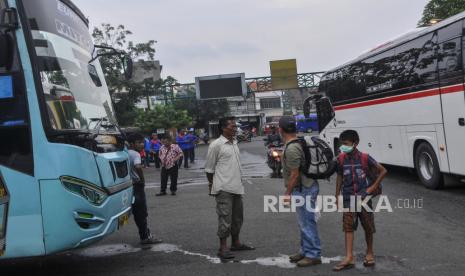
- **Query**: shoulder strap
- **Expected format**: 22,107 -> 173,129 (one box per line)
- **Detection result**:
283,139 -> 301,155
361,152 -> 368,171
337,153 -> 346,167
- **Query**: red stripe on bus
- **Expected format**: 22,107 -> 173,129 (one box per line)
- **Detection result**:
440,83 -> 464,94
334,84 -> 464,111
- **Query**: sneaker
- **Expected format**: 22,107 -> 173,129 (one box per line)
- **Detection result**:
156,192 -> 167,196
140,235 -> 163,245
297,257 -> 322,267
171,191 -> 176,196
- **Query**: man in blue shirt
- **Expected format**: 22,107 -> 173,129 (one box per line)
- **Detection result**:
151,133 -> 161,169
186,128 -> 199,163
143,136 -> 151,168
176,130 -> 190,168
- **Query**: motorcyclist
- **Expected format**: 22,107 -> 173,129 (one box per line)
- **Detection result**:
265,126 -> 282,146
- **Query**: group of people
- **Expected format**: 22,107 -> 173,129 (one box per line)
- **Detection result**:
126,116 -> 388,272
141,129 -> 199,170
204,116 -> 387,271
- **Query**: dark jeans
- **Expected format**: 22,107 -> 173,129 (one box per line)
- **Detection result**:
161,166 -> 179,192
132,185 -> 150,240
144,151 -> 151,167
178,150 -> 190,168
153,151 -> 160,168
190,147 -> 195,162
215,191 -> 243,239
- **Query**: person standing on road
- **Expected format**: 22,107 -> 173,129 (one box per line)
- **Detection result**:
280,116 -> 322,267
333,130 -> 387,272
176,130 -> 190,169
143,136 -> 152,168
157,135 -> 183,196
205,117 -> 255,260
151,133 -> 161,169
127,132 -> 163,245
186,128 -> 199,163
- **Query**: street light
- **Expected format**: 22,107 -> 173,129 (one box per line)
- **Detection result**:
429,18 -> 442,25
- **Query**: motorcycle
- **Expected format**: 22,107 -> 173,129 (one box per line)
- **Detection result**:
264,139 -> 283,178
237,130 -> 253,143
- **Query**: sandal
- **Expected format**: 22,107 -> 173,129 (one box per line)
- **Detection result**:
333,262 -> 355,272
230,244 -> 255,251
217,251 -> 235,260
363,258 -> 375,267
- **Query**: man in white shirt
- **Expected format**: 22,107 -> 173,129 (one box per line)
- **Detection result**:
205,117 -> 255,260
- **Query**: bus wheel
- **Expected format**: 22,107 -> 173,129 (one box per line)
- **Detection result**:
414,143 -> 444,189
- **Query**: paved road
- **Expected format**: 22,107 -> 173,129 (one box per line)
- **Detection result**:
2,138 -> 465,275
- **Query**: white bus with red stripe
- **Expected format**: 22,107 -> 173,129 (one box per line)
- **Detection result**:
317,12 -> 465,189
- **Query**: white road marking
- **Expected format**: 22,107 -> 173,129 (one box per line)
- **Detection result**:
77,243 -> 343,269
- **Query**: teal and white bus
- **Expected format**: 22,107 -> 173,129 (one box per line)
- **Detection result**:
0,0 -> 133,258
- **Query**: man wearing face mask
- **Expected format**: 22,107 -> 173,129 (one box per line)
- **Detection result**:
333,130 -> 387,272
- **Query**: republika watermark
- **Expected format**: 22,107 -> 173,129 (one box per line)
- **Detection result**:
264,195 -> 423,213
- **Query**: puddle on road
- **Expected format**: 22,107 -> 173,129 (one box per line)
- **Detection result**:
76,244 -> 141,257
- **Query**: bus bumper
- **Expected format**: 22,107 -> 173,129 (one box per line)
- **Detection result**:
39,179 -> 133,255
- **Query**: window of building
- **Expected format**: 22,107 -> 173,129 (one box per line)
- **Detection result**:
259,97 -> 281,109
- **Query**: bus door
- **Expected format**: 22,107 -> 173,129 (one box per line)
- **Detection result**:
438,22 -> 465,175
0,173 -> 9,257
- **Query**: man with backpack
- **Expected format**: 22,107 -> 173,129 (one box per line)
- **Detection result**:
333,130 -> 387,272
280,116 -> 322,267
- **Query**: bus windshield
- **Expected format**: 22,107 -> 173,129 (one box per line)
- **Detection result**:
23,0 -> 116,131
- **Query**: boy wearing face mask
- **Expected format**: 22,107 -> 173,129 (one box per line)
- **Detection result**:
333,130 -> 387,272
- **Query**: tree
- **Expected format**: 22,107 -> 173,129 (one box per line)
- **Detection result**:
92,23 -> 157,126
134,105 -> 192,133
418,0 -> 465,26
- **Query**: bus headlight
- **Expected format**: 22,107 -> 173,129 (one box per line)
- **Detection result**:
60,176 -> 108,205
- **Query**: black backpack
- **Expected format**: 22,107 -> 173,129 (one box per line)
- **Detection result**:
285,136 -> 337,180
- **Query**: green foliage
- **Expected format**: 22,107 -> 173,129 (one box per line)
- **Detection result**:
418,0 -> 465,26
92,23 -> 157,126
134,104 -> 192,133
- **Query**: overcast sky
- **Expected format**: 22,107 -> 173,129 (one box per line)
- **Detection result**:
75,0 -> 430,83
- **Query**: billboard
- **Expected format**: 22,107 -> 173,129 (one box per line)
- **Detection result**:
195,73 -> 247,100
270,59 -> 298,90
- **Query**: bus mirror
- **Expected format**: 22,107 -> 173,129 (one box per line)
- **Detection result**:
315,97 -> 335,131
122,55 -> 133,80
303,96 -> 314,118
0,34 -> 13,70
0,8 -> 19,31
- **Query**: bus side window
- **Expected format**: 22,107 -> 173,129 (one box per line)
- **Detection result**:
438,37 -> 462,86
363,49 -> 395,95
394,33 -> 436,91
437,21 -> 462,43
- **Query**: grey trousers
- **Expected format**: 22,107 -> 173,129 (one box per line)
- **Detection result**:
215,191 -> 243,239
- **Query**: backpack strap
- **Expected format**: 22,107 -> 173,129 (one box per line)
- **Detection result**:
361,152 -> 369,172
337,152 -> 346,168
284,138 -> 305,192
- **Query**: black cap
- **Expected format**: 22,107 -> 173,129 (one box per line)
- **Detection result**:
279,116 -> 296,133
